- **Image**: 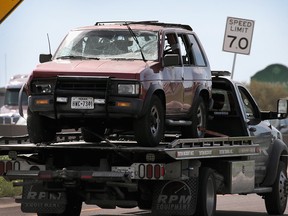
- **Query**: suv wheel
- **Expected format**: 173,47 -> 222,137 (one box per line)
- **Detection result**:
134,95 -> 164,147
27,109 -> 56,143
182,97 -> 207,138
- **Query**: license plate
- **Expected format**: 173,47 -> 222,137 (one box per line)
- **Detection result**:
71,97 -> 94,109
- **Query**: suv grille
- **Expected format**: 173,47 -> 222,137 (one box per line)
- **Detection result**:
57,80 -> 108,91
56,76 -> 110,92
54,76 -> 112,98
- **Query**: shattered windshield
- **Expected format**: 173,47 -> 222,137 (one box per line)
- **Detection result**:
54,29 -> 158,61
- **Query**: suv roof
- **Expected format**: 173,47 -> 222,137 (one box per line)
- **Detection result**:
95,21 -> 193,31
74,21 -> 193,32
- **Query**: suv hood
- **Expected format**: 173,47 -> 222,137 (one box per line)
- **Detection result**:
32,60 -> 156,79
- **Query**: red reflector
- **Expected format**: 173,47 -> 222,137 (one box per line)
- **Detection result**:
6,161 -> 13,172
162,166 -> 165,177
146,164 -> 153,179
81,175 -> 93,180
0,162 -> 5,175
154,164 -> 160,179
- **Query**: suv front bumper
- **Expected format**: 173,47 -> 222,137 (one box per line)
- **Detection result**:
28,95 -> 144,119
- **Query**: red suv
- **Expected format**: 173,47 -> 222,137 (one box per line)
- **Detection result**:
26,21 -> 212,146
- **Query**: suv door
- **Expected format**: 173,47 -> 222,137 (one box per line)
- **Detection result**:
162,32 -> 185,116
181,33 -> 209,114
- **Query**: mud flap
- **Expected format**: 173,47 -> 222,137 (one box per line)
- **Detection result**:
20,180 -> 67,214
152,178 -> 198,216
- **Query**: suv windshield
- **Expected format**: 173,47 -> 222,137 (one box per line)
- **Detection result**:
54,29 -> 158,61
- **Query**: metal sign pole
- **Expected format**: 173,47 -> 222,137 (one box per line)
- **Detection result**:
231,53 -> 237,79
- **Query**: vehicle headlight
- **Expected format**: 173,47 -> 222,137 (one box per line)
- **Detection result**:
117,83 -> 140,95
35,83 -> 52,94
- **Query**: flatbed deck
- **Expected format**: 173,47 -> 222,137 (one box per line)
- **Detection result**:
0,135 -> 260,160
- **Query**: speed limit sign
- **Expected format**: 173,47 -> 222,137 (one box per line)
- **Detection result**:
223,17 -> 255,55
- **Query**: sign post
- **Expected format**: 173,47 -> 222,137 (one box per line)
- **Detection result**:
0,0 -> 23,24
223,17 -> 255,79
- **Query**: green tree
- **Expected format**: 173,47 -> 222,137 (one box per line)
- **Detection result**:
249,81 -> 288,111
251,64 -> 288,84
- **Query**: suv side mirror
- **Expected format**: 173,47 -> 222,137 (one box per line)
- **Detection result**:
39,54 -> 52,63
163,54 -> 180,67
277,99 -> 288,118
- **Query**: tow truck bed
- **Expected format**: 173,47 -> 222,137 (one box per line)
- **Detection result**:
0,135 -> 259,160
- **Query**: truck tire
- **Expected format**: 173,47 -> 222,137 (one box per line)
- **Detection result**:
134,95 -> 164,147
81,125 -> 106,142
196,167 -> 216,216
27,109 -> 56,143
264,161 -> 287,215
37,196 -> 82,216
182,97 -> 207,138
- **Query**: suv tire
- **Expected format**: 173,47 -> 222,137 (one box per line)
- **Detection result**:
134,95 -> 164,147
182,97 -> 207,138
27,109 -> 56,143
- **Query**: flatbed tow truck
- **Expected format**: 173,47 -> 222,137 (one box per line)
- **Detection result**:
0,72 -> 288,216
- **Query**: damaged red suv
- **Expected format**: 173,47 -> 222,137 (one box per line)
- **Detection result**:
25,21 -> 212,146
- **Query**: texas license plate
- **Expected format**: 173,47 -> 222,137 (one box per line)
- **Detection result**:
71,97 -> 94,109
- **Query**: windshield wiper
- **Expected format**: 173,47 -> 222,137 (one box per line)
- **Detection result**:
85,57 -> 100,60
56,55 -> 84,60
125,23 -> 147,62
56,55 -> 99,60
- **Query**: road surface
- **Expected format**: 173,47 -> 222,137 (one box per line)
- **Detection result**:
1,194 -> 288,215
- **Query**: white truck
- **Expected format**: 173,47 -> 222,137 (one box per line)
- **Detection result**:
0,71 -> 287,216
0,74 -> 28,136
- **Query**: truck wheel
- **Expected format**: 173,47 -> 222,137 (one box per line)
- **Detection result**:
37,196 -> 82,216
81,125 -> 106,142
182,97 -> 207,138
264,161 -> 287,215
196,168 -> 216,216
134,95 -> 164,147
27,109 -> 56,143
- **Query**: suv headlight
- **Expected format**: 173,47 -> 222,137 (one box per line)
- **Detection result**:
35,84 -> 52,94
117,83 -> 140,95
31,79 -> 56,94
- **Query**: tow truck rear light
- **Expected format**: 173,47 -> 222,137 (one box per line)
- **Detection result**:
6,161 -> 13,172
81,175 -> 93,180
146,164 -> 153,179
154,164 -> 162,179
138,163 -> 165,180
80,171 -> 93,180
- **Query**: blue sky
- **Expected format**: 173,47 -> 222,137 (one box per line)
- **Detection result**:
0,0 -> 287,87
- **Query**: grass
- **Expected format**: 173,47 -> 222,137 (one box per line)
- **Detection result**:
0,156 -> 22,198
0,178 -> 22,197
